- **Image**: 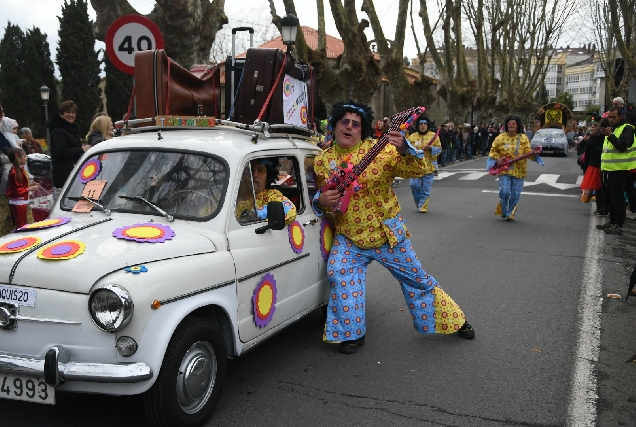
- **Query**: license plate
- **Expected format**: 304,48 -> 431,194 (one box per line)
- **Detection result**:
0,285 -> 36,307
0,374 -> 55,404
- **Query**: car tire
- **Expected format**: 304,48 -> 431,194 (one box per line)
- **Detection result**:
144,316 -> 227,427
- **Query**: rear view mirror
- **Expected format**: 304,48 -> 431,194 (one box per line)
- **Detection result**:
255,201 -> 285,234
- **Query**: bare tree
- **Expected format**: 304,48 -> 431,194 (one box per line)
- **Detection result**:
360,0 -> 436,112
209,9 -> 279,64
268,0 -> 382,111
589,0 -> 636,103
91,0 -> 228,69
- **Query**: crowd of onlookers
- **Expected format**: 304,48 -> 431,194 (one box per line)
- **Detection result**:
576,97 -> 636,238
0,100 -> 115,237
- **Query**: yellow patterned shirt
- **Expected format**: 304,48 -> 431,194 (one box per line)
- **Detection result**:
236,188 -> 297,224
408,131 -> 441,175
488,132 -> 535,178
314,138 -> 427,249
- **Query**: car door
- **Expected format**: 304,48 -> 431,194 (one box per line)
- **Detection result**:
227,151 -> 326,344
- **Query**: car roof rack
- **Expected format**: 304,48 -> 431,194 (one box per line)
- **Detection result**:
114,116 -> 319,143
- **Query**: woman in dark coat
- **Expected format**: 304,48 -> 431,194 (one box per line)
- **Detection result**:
47,100 -> 89,189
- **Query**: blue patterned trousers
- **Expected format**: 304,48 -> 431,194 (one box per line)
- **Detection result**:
409,173 -> 435,210
499,175 -> 525,217
324,234 -> 466,343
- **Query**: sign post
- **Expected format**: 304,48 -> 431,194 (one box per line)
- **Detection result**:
105,15 -> 164,75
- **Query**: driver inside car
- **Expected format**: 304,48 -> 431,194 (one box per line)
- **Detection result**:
236,158 -> 297,224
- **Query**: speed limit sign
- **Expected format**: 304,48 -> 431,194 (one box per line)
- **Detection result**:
106,15 -> 164,75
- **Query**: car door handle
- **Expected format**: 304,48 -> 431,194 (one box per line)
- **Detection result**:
302,218 -> 319,226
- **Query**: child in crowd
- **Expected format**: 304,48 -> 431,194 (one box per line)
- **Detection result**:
7,148 -> 39,229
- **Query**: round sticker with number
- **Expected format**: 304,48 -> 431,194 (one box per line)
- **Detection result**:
106,15 -> 165,75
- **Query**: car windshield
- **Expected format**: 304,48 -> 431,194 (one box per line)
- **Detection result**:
536,129 -> 565,138
61,150 -> 228,220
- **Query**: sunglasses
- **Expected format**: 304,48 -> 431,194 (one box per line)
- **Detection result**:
419,120 -> 428,125
340,118 -> 361,129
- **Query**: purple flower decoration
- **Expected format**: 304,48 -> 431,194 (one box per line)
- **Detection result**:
288,221 -> 305,254
112,223 -> 175,243
17,217 -> 71,231
252,273 -> 277,328
79,159 -> 102,183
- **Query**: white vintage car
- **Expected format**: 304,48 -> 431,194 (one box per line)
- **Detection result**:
0,120 -> 330,426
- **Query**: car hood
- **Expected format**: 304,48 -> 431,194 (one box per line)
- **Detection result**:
0,217 -> 218,293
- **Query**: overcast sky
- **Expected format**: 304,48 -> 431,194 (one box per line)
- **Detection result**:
0,0 -> 586,74
0,0 -> 420,72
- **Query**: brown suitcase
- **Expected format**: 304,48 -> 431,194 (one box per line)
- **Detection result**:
233,48 -> 315,129
134,50 -> 221,123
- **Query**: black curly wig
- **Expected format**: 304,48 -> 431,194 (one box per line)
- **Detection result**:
409,113 -> 432,135
503,115 -> 524,133
327,100 -> 375,140
251,157 -> 280,189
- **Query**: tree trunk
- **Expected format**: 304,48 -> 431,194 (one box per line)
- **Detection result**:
91,0 -> 228,69
269,0 -> 381,113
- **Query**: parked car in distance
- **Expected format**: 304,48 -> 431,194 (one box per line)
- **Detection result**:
531,128 -> 569,156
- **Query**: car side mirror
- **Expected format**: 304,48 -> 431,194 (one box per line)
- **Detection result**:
255,201 -> 285,234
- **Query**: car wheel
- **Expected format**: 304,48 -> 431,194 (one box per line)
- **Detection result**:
144,317 -> 227,427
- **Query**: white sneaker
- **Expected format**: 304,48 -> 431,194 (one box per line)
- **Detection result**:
626,211 -> 636,220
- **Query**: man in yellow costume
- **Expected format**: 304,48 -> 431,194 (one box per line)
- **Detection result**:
487,116 -> 543,221
312,100 -> 475,354
407,114 -> 441,212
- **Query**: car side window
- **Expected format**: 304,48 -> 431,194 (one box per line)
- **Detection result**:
304,155 -> 317,201
235,163 -> 258,225
270,156 -> 303,213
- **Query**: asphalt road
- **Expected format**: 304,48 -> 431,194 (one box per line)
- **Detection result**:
2,153 -> 635,427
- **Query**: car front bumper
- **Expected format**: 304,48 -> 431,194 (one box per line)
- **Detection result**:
0,345 -> 152,387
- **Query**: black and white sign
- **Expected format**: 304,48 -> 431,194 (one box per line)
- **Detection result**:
106,15 -> 164,75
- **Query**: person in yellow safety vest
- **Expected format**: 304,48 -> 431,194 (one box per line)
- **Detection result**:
596,107 -> 636,236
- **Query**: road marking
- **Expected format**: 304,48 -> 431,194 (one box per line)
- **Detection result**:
458,171 -> 490,180
481,190 -> 579,198
524,174 -> 580,190
566,210 -> 603,426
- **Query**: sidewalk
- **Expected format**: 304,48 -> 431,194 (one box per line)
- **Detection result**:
596,217 -> 636,426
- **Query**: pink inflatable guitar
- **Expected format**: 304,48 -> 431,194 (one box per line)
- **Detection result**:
489,145 -> 542,176
321,106 -> 424,214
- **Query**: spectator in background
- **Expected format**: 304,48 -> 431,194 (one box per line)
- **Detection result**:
19,128 -> 44,154
1,117 -> 20,148
0,104 -> 13,236
85,115 -> 114,146
48,100 -> 89,189
596,107 -> 636,235
439,123 -> 450,167
525,125 -> 534,141
612,97 -> 627,119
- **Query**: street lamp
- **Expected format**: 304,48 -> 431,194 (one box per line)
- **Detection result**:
39,84 -> 50,147
280,13 -> 299,53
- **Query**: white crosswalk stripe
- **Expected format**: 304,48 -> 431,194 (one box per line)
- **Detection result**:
427,169 -> 581,190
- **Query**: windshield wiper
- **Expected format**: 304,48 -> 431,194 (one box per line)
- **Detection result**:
118,195 -> 174,222
68,196 -> 111,216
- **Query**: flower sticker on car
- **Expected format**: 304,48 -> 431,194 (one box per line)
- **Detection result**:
113,223 -> 175,243
37,240 -> 86,260
320,219 -> 335,261
0,236 -> 41,253
125,265 -> 148,274
288,221 -> 305,253
79,159 -> 102,184
16,217 -> 71,231
253,273 -> 277,328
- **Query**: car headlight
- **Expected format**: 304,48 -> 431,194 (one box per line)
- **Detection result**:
89,284 -> 134,332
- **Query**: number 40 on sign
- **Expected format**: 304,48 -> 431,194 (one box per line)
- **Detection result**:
106,15 -> 164,75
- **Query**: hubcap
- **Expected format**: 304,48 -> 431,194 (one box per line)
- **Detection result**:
176,341 -> 217,414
